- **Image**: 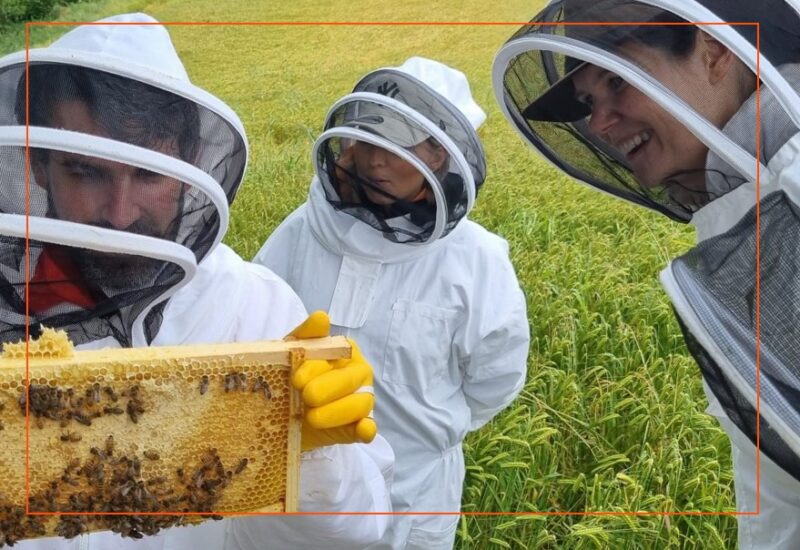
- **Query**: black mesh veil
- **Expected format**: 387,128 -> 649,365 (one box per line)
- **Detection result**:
353,69 -> 486,194
0,233 -> 189,347
494,0 -> 800,482
494,0 -> 800,221
313,67 -> 486,244
0,56 -> 246,346
666,191 -> 800,481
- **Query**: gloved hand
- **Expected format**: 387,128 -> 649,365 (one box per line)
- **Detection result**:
286,311 -> 377,452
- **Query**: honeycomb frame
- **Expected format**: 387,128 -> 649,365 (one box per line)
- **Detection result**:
0,335 -> 351,542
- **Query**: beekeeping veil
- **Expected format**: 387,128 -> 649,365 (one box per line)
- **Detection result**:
493,0 -> 800,482
0,13 -> 247,347
312,56 -> 487,244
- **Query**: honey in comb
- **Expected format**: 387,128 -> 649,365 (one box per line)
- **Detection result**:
0,328 -> 350,543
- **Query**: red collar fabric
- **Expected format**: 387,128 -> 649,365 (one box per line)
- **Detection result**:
27,247 -> 98,313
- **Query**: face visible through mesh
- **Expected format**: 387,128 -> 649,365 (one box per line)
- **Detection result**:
317,98 -> 472,244
0,62 -> 242,346
497,0 -> 776,221
0,62 -> 249,261
318,134 -> 448,244
34,148 -> 185,239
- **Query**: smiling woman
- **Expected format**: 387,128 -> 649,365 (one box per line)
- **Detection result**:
494,0 -> 800,548
501,0 -> 762,218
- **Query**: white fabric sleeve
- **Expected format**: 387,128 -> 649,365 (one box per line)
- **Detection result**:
225,436 -> 394,550
234,261 -> 308,340
252,204 -> 308,281
458,239 -> 530,431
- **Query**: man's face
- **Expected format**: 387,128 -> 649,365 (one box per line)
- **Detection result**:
33,100 -> 186,288
36,100 -> 184,235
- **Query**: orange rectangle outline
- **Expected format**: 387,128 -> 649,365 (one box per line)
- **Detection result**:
21,18 -> 760,519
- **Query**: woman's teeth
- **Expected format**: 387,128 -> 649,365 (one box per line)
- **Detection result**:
619,131 -> 651,155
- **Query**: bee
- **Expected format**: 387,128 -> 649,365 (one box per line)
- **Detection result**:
199,376 -> 209,396
28,493 -> 49,513
87,383 -> 101,404
87,462 -> 105,485
104,386 -> 119,402
122,384 -> 140,398
103,406 -> 125,415
60,472 -> 79,486
60,431 -> 82,442
234,458 -> 248,475
56,516 -> 87,539
105,435 -> 115,455
27,517 -> 46,536
90,447 -> 108,461
176,468 -> 185,482
72,411 -> 92,426
202,478 -> 222,493
118,479 -> 135,497
192,470 -> 204,489
126,399 -> 144,424
252,376 -> 273,400
223,373 -> 236,392
144,450 -> 160,461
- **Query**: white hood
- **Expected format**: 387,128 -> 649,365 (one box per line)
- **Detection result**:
0,13 -> 247,347
304,57 -> 485,327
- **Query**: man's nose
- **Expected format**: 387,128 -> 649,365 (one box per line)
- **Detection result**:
102,181 -> 140,230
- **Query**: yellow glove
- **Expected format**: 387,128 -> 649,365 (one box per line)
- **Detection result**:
287,311 -> 377,452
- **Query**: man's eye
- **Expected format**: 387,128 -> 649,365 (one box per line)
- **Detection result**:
577,94 -> 593,108
68,167 -> 100,181
135,168 -> 162,181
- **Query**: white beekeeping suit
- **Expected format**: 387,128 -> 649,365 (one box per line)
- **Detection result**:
0,13 -> 392,549
493,0 -> 800,547
255,57 -> 530,550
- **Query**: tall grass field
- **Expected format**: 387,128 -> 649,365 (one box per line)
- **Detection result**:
3,1 -> 739,548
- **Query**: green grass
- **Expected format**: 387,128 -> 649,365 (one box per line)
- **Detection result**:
3,1 -> 738,548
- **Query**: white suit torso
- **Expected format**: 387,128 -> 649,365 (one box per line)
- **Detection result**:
682,63 -> 800,550
12,243 -> 394,550
254,181 -> 529,549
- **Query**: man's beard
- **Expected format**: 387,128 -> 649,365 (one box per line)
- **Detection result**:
73,248 -> 165,292
44,190 -> 182,292
75,215 -> 179,291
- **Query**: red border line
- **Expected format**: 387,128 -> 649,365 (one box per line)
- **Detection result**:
754,20 -> 762,517
24,20 -> 32,516
25,20 -> 756,26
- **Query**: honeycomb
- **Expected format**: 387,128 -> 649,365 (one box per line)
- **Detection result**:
0,330 -> 351,544
1,327 -> 74,359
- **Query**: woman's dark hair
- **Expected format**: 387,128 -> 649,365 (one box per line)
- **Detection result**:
623,13 -> 699,59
